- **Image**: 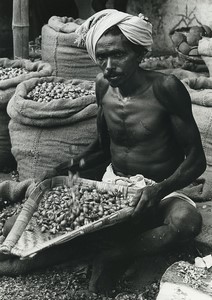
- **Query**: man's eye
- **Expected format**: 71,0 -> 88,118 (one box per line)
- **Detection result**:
113,52 -> 124,58
97,56 -> 105,61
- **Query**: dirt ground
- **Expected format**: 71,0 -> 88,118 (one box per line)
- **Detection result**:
0,263 -> 160,300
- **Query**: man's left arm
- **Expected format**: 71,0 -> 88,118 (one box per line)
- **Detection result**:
156,75 -> 206,195
133,75 -> 206,215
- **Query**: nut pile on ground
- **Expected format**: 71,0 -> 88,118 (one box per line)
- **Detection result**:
34,184 -> 132,235
176,261 -> 207,289
0,264 -> 160,300
26,81 -> 95,103
171,25 -> 212,56
0,67 -> 29,80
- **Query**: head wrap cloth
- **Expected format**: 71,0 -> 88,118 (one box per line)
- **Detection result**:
75,9 -> 153,62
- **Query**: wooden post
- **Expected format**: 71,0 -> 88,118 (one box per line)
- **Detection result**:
12,0 -> 29,59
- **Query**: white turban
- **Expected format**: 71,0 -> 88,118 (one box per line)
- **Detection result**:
75,9 -> 153,62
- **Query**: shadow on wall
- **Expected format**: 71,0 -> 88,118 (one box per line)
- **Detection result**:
29,0 -> 79,40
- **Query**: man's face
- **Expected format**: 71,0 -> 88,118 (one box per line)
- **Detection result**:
95,32 -> 141,87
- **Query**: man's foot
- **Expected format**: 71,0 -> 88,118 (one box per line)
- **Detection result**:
89,248 -> 131,295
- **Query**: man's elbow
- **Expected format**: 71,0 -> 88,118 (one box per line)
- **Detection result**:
197,152 -> 207,176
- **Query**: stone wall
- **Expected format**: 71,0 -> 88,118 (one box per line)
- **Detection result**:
127,0 -> 212,55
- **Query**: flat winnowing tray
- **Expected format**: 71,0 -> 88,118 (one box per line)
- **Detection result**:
0,176 -> 139,259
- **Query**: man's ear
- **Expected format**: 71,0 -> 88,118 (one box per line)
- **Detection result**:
137,49 -> 148,63
137,47 -> 148,62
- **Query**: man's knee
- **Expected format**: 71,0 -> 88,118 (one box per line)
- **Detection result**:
165,202 -> 202,241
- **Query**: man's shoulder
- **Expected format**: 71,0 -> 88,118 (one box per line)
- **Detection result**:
95,73 -> 109,105
96,73 -> 109,91
149,71 -> 191,113
148,70 -> 180,91
149,71 -> 186,100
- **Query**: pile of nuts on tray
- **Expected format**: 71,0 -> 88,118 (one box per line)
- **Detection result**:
33,184 -> 132,235
26,81 -> 95,103
0,67 -> 29,80
176,261 -> 207,289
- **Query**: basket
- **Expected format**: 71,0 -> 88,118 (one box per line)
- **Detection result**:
176,48 -> 204,64
169,26 -> 205,64
0,176 -> 140,259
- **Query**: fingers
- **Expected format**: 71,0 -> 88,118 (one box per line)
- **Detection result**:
131,187 -> 158,217
132,196 -> 147,217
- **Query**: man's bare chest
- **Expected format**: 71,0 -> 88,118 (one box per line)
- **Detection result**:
102,91 -> 168,140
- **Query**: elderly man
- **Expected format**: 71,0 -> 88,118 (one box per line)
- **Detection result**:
42,9 -> 206,293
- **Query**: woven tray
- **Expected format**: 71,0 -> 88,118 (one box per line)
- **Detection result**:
0,176 -> 140,259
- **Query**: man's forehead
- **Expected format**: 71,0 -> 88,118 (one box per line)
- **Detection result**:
96,32 -> 128,49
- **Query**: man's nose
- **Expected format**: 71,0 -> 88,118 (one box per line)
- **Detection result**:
106,57 -> 112,70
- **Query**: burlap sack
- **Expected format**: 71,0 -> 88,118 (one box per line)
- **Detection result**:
181,77 -> 212,201
182,76 -> 212,106
198,37 -> 212,56
0,58 -> 52,170
0,111 -> 15,170
159,69 -> 207,80
198,38 -> 212,76
41,16 -> 100,80
0,179 -> 33,205
7,76 -> 98,181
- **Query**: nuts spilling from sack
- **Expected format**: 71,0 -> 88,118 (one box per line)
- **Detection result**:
26,81 -> 95,103
0,67 -> 29,80
33,185 -> 132,235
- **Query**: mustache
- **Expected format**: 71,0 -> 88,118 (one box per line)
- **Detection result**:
104,70 -> 121,79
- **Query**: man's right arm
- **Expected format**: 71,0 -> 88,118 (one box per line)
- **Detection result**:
55,135 -> 110,175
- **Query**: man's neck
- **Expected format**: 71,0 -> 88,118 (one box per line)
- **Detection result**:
118,68 -> 149,98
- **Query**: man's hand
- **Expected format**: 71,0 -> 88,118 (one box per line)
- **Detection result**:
131,184 -> 162,217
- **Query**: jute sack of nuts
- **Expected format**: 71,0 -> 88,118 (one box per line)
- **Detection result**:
0,176 -> 139,258
0,58 -> 52,170
41,16 -> 101,80
180,77 -> 212,201
7,76 -> 97,181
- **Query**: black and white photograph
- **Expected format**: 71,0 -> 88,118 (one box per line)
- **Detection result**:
0,1 -> 212,299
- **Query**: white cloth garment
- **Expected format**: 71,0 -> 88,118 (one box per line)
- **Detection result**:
102,163 -> 196,207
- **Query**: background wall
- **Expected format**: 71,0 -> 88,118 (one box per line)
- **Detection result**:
1,0 -> 212,58
127,0 -> 212,55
